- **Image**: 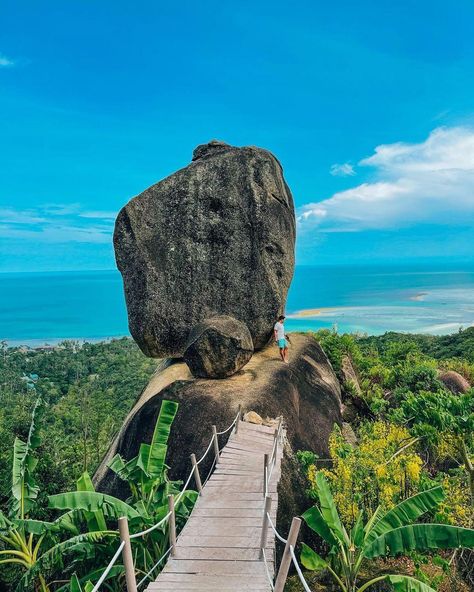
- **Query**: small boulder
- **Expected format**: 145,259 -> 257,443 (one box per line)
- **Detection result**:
439,370 -> 471,394
183,315 -> 254,378
341,355 -> 362,396
342,422 -> 358,446
243,411 -> 264,425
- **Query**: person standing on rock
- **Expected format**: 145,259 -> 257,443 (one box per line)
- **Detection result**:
274,315 -> 289,363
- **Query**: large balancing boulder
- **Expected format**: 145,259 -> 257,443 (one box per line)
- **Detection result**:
114,140 -> 296,358
183,315 -> 254,378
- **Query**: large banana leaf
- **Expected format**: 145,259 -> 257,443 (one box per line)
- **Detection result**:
364,487 -> 445,546
300,542 -> 328,571
107,400 -> 178,489
13,509 -> 80,536
383,574 -> 436,592
146,400 -> 178,477
302,505 -> 339,547
364,523 -> 474,558
108,453 -> 139,482
76,472 -> 107,532
48,491 -> 140,520
10,396 -> 44,518
313,472 -> 349,545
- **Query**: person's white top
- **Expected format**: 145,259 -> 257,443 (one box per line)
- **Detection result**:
274,321 -> 285,340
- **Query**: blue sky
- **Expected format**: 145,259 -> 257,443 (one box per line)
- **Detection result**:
1,0 -> 474,272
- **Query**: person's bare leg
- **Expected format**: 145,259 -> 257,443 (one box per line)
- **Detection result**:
279,348 -> 285,362
284,346 -> 289,363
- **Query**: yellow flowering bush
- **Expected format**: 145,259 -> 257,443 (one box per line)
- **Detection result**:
436,472 -> 472,527
307,422 -> 423,524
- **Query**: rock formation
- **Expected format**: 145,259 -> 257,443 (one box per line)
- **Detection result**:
439,370 -> 471,394
94,333 -> 342,526
114,140 -> 296,359
340,354 -> 362,396
183,315 -> 253,378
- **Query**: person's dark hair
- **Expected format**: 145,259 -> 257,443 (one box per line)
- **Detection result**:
278,315 -> 285,321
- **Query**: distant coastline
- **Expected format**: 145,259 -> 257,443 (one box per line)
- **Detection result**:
2,263 -> 474,344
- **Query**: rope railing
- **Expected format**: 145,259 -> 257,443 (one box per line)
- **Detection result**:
90,541 -> 125,592
266,512 -> 288,544
290,545 -> 313,592
136,545 -> 173,587
261,547 -> 275,591
260,502 -> 313,592
264,419 -> 284,498
91,406 -> 242,592
257,422 -> 313,592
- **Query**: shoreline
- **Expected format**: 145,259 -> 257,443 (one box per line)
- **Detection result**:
3,335 -> 129,348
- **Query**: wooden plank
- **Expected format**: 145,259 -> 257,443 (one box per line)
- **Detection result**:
185,516 -> 267,527
173,547 -> 270,561
237,422 -> 276,434
178,525 -> 272,537
231,433 -> 275,445
225,442 -> 273,453
147,575 -> 269,589
191,507 -> 276,518
196,499 -> 265,509
164,559 -> 270,575
176,535 -> 275,548
200,491 -> 266,500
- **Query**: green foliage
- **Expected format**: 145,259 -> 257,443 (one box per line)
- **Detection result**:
107,400 -> 180,509
0,338 -> 157,502
0,391 -> 196,591
312,329 -> 363,374
359,328 -> 474,362
306,422 -> 424,525
301,471 -> 474,592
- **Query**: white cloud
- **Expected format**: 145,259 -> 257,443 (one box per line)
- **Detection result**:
330,162 -> 356,177
80,210 -> 117,219
0,53 -> 15,67
0,204 -> 116,244
298,126 -> 474,232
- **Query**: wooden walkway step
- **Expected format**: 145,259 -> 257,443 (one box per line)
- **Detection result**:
147,420 -> 283,592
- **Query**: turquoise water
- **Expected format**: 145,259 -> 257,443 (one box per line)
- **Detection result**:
1,264 -> 474,345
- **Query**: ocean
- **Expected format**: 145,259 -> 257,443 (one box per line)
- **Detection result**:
1,264 -> 474,345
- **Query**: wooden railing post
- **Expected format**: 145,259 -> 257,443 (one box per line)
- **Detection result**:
235,404 -> 242,434
272,428 -> 278,462
212,425 -> 220,465
263,453 -> 269,498
259,496 -> 272,559
168,494 -> 177,556
118,516 -> 137,592
190,453 -> 203,494
274,517 -> 302,592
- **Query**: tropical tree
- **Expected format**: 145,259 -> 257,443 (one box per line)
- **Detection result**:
392,389 -> 474,506
0,395 -> 119,592
301,472 -> 474,592
0,397 -> 196,591
47,399 -> 197,588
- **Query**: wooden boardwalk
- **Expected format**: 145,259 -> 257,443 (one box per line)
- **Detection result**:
146,420 -> 283,591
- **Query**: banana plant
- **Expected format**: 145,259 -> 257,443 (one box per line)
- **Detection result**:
0,395 -> 54,591
108,399 -> 182,509
48,400 -> 197,587
301,472 -> 474,592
